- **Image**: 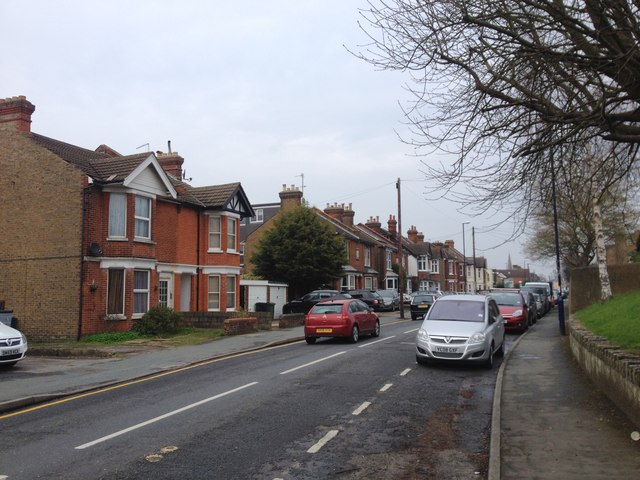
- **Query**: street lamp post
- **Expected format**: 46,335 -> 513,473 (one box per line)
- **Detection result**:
462,221 -> 470,293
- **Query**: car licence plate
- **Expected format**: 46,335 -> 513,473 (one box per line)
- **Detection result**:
316,328 -> 332,333
418,305 -> 429,309
1,348 -> 19,356
435,346 -> 459,354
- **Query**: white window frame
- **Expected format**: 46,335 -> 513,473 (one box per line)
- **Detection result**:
342,274 -> 356,291
227,217 -> 237,252
364,247 -> 371,267
133,269 -> 150,317
134,196 -> 151,240
364,276 -> 373,289
386,250 -> 392,270
250,209 -> 264,223
419,280 -> 429,291
209,216 -> 221,251
226,275 -> 236,311
108,192 -> 127,239
208,275 -> 220,310
430,260 -> 440,274
418,255 -> 428,271
448,261 -> 454,275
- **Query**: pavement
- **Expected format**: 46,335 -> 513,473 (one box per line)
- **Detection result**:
2,311 -> 639,479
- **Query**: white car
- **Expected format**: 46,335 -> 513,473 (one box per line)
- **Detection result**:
0,322 -> 28,366
416,294 -> 505,369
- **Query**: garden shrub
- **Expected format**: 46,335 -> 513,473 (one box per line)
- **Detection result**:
133,306 -> 181,335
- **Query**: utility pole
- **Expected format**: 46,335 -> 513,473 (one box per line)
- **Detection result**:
551,158 -> 566,335
462,221 -> 470,292
472,226 -> 477,293
397,178 -> 404,319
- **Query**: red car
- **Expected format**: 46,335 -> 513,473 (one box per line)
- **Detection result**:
304,298 -> 380,344
491,291 -> 531,332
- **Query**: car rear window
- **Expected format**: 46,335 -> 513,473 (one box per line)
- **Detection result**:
310,304 -> 343,314
413,295 -> 435,304
428,300 -> 485,322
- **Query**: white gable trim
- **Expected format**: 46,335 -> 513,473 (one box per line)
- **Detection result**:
123,154 -> 177,199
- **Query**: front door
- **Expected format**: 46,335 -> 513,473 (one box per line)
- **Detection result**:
159,274 -> 174,309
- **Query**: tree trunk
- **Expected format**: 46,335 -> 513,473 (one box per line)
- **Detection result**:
592,191 -> 613,301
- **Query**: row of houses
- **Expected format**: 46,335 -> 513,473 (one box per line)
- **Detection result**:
0,95 -> 501,341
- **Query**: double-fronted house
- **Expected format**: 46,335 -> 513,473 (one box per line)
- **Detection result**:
0,96 -> 253,340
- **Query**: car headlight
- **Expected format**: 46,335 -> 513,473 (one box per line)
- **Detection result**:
21,334 -> 27,345
513,309 -> 523,317
417,328 -> 430,342
469,332 -> 486,343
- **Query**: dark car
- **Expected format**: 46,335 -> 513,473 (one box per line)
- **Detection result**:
374,289 -> 400,311
348,289 -> 385,311
304,298 -> 380,344
520,285 -> 550,314
410,293 -> 440,320
282,290 -> 351,314
519,290 -> 538,324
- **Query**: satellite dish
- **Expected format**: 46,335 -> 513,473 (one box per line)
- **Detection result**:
88,243 -> 102,256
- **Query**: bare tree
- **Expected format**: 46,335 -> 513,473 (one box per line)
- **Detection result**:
354,0 -> 640,297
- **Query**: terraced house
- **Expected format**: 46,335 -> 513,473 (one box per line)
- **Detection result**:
0,96 -> 253,340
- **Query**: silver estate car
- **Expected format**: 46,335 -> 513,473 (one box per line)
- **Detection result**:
415,294 -> 505,369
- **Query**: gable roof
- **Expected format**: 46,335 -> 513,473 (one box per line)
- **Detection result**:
188,182 -> 254,217
31,132 -> 111,178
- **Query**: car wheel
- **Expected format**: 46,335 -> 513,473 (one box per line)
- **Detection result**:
371,320 -> 380,337
416,355 -> 430,366
350,325 -> 359,343
484,344 -> 495,369
496,341 -> 505,357
305,337 -> 316,345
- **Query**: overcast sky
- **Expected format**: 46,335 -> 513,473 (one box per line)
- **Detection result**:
1,0 -> 554,278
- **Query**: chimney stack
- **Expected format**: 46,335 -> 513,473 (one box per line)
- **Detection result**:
342,203 -> 355,227
156,150 -> 185,180
324,202 -> 345,223
279,184 -> 303,211
0,96 -> 35,133
407,225 -> 419,243
388,214 -> 397,236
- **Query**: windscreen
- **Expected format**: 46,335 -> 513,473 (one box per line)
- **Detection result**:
428,300 -> 485,322
492,293 -> 521,306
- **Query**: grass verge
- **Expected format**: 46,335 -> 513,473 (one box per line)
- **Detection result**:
574,290 -> 640,354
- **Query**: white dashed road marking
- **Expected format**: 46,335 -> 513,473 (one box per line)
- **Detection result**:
400,368 -> 411,376
379,383 -> 393,392
280,352 -> 347,375
307,430 -> 339,453
75,382 -> 258,449
352,402 -> 371,416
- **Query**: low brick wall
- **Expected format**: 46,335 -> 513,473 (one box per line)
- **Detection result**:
568,318 -> 640,427
278,313 -> 305,329
223,317 -> 259,336
179,311 -> 272,331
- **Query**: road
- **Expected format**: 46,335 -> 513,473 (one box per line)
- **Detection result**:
0,316 -> 517,479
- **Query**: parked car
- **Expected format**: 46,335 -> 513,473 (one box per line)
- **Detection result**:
532,293 -> 545,318
415,294 -> 505,368
0,322 -> 28,366
282,290 -> 351,314
304,298 -> 380,344
348,289 -> 385,311
491,291 -> 530,332
521,282 -> 552,313
375,289 -> 400,311
520,290 -> 538,325
410,293 -> 440,320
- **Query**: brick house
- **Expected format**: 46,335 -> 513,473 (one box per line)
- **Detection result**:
0,96 -> 253,340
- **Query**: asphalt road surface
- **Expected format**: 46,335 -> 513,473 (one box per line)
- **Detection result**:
0,317 -> 515,479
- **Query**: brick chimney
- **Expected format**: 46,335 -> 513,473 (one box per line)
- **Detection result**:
407,225 -> 419,243
0,96 -> 35,133
444,240 -> 455,249
279,184 -> 303,211
324,202 -> 345,223
365,216 -> 382,232
342,203 -> 355,227
388,214 -> 397,236
417,232 -> 425,242
156,151 -> 185,180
